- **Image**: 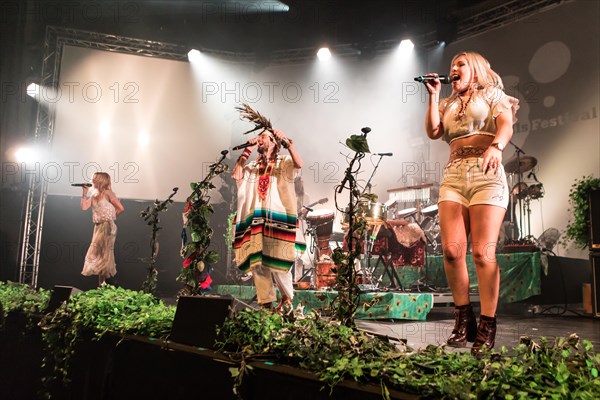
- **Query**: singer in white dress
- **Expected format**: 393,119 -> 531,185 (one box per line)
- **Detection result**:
80,172 -> 125,286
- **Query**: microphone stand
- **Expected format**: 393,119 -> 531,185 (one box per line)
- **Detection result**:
509,140 -> 526,242
362,154 -> 385,196
333,127 -> 370,325
361,154 -> 386,282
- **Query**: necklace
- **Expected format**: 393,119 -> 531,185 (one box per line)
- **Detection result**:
257,159 -> 275,200
456,90 -> 473,120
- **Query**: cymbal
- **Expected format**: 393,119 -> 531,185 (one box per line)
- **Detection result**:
504,156 -> 537,174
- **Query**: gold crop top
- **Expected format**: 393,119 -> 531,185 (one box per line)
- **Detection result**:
438,86 -> 519,144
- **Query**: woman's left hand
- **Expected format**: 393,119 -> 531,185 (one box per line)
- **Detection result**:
482,146 -> 502,174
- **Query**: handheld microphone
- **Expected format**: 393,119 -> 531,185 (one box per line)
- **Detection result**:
232,142 -> 254,151
280,137 -> 291,149
374,153 -> 393,156
71,183 -> 92,187
414,75 -> 459,84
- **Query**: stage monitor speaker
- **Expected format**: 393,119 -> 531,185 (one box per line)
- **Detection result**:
169,295 -> 237,348
590,189 -> 600,250
591,254 -> 600,318
45,285 -> 82,313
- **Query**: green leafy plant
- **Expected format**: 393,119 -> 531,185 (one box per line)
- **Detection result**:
38,285 -> 175,398
564,175 -> 600,249
0,281 -> 50,317
217,308 -> 600,399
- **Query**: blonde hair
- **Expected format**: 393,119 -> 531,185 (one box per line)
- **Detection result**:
450,51 -> 504,97
93,172 -> 112,195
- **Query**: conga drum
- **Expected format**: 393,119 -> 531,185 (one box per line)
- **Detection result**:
305,209 -> 335,258
316,261 -> 336,290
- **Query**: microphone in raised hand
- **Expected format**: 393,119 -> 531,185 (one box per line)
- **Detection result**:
71,183 -> 92,187
414,75 -> 459,84
232,142 -> 254,151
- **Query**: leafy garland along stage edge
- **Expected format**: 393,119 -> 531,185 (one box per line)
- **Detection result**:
1,282 -> 599,399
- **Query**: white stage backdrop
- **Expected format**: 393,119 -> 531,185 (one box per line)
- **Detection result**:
48,0 -> 598,258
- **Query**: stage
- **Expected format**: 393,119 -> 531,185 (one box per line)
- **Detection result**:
215,251 -> 543,320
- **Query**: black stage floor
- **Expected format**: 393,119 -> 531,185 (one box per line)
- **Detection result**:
356,306 -> 600,353
164,290 -> 600,353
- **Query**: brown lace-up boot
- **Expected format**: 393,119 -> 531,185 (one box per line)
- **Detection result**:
471,314 -> 497,356
446,304 -> 477,347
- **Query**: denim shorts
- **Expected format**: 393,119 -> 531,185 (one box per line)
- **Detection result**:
439,157 -> 509,208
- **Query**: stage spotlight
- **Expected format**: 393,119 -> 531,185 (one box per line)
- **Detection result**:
187,49 -> 201,62
317,47 -> 332,61
26,82 -> 39,98
99,121 -> 110,138
399,40 -> 414,52
15,147 -> 36,163
138,131 -> 149,145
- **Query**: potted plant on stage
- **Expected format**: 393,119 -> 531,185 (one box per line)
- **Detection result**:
563,175 -> 600,249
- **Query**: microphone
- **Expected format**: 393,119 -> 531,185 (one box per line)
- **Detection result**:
280,137 -> 291,149
361,127 -> 371,135
232,142 -> 254,151
414,75 -> 459,84
71,183 -> 92,187
374,153 -> 393,156
221,150 -> 229,156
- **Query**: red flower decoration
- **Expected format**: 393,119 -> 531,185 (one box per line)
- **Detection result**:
183,253 -> 196,268
200,274 -> 212,289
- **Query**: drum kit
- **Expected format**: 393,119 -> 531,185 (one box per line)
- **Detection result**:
300,198 -> 443,291
503,154 -> 544,244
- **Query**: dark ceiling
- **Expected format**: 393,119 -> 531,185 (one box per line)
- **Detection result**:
14,0 -> 500,52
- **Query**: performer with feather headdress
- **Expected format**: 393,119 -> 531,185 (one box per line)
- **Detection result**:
232,104 -> 303,310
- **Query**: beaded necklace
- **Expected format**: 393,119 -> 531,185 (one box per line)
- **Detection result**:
257,158 -> 275,200
456,90 -> 474,120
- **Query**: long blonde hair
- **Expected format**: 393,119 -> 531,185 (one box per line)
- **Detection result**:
93,172 -> 112,197
450,51 -> 504,98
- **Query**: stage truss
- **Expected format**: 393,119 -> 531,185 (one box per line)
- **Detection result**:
18,27 -> 189,286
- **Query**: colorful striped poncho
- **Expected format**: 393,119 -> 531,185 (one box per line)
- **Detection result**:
233,155 -> 304,272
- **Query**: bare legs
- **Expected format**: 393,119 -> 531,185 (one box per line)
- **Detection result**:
439,201 -> 470,306
439,201 -> 505,351
439,201 -> 504,316
469,205 -> 505,317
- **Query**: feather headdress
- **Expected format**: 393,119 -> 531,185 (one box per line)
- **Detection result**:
235,103 -> 273,135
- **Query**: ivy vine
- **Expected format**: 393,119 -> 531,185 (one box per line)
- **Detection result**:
178,152 -> 229,295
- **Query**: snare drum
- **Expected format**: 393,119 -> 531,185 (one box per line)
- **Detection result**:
396,207 -> 417,219
421,204 -> 438,216
342,201 -> 388,226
